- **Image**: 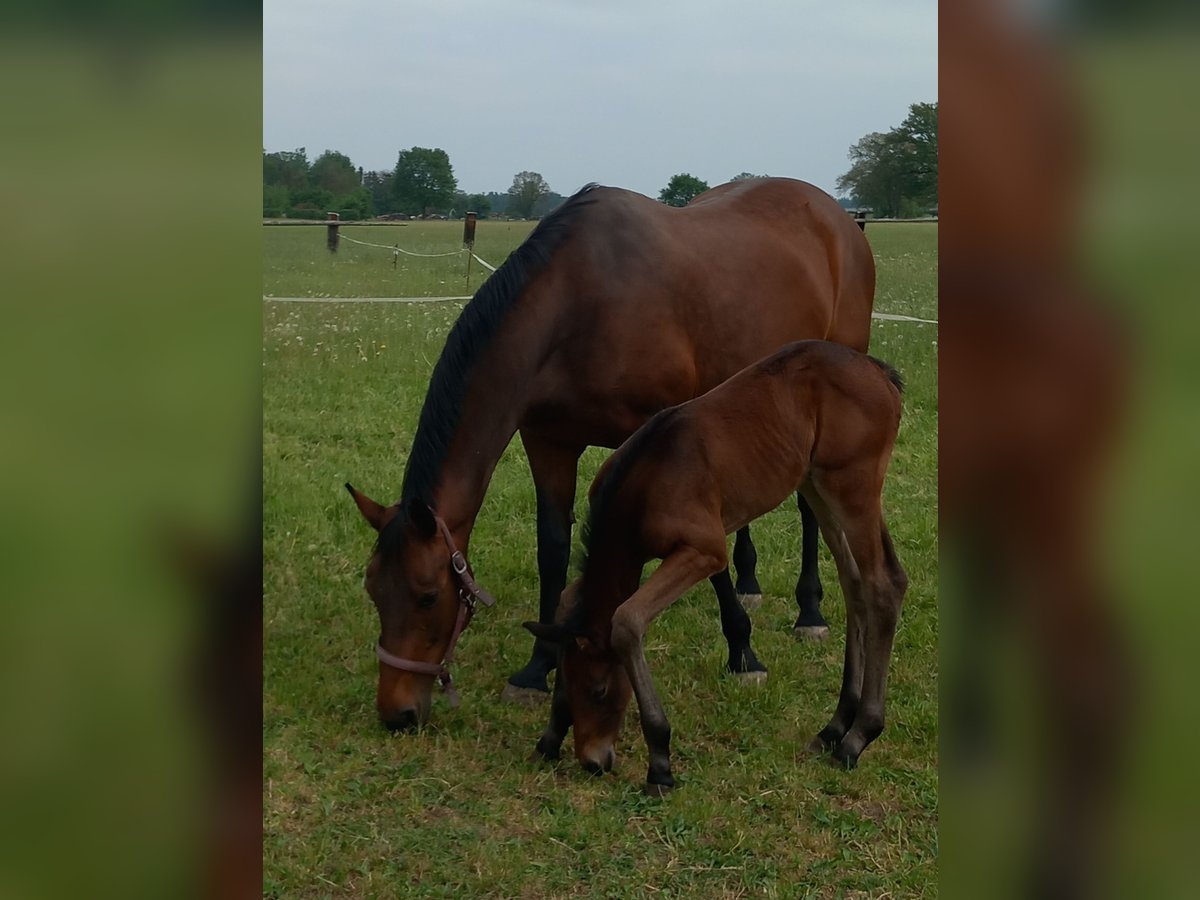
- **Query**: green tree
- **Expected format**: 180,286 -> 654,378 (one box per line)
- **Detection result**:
730,172 -> 767,182
391,147 -> 457,217
507,171 -> 550,219
263,148 -> 309,190
363,170 -> 393,215
659,173 -> 710,207
310,150 -> 361,197
836,102 -> 938,217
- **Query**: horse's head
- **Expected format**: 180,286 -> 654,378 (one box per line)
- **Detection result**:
526,581 -> 632,774
346,483 -> 461,731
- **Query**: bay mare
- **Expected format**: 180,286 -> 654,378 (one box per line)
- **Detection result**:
347,177 -> 875,729
528,342 -> 907,792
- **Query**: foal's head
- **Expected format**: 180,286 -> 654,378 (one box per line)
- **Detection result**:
527,581 -> 633,773
346,484 -> 460,731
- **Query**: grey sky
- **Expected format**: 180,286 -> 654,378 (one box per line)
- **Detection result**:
264,1 -> 937,199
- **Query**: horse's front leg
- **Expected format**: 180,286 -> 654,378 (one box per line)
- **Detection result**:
710,567 -> 768,682
611,545 -> 726,795
505,433 -> 582,701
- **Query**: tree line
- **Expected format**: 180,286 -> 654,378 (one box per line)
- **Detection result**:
265,103 -> 937,223
263,147 -> 566,221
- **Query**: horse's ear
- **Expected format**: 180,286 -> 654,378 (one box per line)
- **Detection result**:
345,482 -> 388,531
405,498 -> 438,540
524,621 -> 572,644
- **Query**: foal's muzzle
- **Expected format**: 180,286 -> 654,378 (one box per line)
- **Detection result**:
380,706 -> 421,732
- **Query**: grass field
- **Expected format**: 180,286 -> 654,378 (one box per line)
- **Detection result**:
264,220 -> 938,897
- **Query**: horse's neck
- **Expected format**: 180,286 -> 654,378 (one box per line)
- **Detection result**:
426,295 -> 554,540
583,541 -> 644,635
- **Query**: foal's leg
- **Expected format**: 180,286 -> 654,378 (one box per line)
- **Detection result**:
732,526 -> 764,610
833,515 -> 907,770
710,567 -> 768,681
801,486 -> 866,753
794,493 -> 831,640
531,653 -> 573,762
610,544 -> 726,795
507,433 -> 582,700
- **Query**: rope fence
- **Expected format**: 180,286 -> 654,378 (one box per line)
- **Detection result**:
262,294 -> 937,324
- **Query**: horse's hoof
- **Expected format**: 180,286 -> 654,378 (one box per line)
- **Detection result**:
737,593 -> 764,611
528,747 -> 556,764
501,683 -> 549,706
831,742 -> 860,771
733,669 -> 769,685
793,624 -> 830,641
643,781 -> 674,797
805,735 -> 828,756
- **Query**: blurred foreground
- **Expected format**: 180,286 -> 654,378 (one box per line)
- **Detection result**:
941,1 -> 1199,897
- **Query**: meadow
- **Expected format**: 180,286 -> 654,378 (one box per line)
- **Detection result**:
264,219 -> 938,898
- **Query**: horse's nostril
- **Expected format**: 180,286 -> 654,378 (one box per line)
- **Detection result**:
581,746 -> 615,775
382,708 -> 419,732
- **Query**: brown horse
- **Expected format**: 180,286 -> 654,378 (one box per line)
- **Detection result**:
346,177 -> 875,729
527,341 -> 907,792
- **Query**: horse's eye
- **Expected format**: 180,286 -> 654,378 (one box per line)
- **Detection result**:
417,591 -> 438,609
590,683 -> 608,704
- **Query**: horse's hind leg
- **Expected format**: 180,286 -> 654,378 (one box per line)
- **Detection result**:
710,567 -> 767,682
506,433 -> 581,701
801,486 -> 866,754
794,493 -> 830,640
732,526 -> 764,610
833,514 -> 907,770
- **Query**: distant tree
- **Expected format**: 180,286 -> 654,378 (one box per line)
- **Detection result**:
263,148 -> 309,190
453,192 -> 492,218
310,150 -> 361,197
730,172 -> 767,182
836,102 -> 938,217
263,183 -> 290,216
484,191 -> 509,216
532,191 -> 565,218
363,170 -> 394,215
508,171 -> 551,219
659,173 -> 710,207
391,147 -> 458,217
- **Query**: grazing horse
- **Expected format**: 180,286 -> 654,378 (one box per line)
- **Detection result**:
346,177 -> 875,729
527,341 -> 908,793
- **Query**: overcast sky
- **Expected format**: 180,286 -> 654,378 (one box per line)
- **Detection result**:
264,1 -> 937,199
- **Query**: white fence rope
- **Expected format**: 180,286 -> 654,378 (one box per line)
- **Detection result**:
263,294 -> 937,324
337,232 -> 465,257
471,253 -> 497,272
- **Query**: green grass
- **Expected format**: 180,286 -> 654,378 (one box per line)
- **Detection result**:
264,221 -> 938,897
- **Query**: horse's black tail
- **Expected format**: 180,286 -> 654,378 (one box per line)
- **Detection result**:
867,355 -> 904,394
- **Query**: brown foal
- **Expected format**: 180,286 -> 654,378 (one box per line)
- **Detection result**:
527,341 -> 908,792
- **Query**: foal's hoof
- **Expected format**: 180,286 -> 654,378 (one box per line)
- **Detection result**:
733,669 -> 769,685
793,624 -> 830,641
737,592 -> 764,611
643,781 -> 674,798
501,683 -> 550,706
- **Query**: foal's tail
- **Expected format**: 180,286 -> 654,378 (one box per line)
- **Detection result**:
867,355 -> 905,394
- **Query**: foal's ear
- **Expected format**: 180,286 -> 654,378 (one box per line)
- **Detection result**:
404,498 -> 438,540
345,482 -> 389,531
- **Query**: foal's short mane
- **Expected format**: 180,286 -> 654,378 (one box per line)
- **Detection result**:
867,355 -> 905,394
376,183 -> 601,561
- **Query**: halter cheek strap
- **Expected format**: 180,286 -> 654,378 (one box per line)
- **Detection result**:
374,515 -> 496,707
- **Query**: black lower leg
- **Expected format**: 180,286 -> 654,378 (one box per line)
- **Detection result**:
732,526 -> 762,598
794,493 -> 828,630
508,487 -> 572,692
711,568 -> 767,675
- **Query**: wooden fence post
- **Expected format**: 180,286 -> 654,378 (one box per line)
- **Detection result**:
326,211 -> 340,253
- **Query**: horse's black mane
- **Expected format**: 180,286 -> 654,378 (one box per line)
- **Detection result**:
375,183 -> 601,560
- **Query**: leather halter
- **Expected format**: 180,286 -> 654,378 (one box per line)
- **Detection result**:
375,515 -> 496,707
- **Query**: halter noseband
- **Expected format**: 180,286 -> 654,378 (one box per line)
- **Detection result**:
375,515 -> 496,707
